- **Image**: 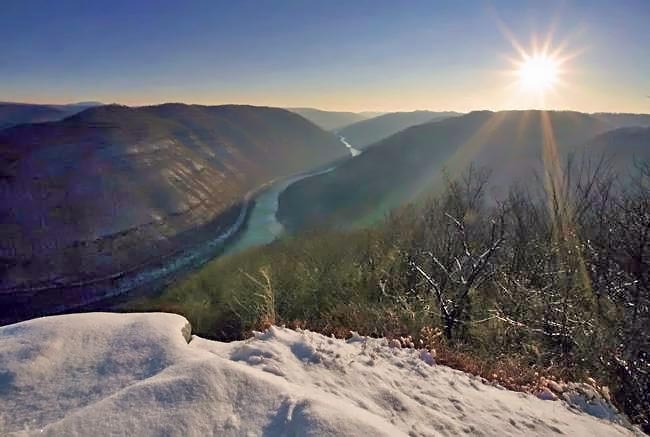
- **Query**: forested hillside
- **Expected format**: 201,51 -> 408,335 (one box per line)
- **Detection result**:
278,110 -> 617,232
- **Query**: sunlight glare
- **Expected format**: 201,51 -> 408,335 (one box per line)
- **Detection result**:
517,54 -> 559,92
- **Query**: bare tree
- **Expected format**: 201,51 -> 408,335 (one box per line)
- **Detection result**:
406,166 -> 506,340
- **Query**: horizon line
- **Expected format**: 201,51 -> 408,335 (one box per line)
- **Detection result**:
3,99 -> 649,116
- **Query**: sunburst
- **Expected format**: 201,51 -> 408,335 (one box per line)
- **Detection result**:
516,54 -> 560,92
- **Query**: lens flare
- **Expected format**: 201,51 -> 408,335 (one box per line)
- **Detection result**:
517,55 -> 559,92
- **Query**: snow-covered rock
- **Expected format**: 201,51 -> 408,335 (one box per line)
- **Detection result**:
419,349 -> 436,366
536,388 -> 559,401
0,313 -> 641,436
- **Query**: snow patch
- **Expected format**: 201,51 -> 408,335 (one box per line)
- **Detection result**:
0,313 -> 642,436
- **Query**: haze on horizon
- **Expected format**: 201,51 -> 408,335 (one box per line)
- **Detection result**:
1,0 -> 648,114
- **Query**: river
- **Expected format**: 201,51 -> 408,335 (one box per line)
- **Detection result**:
224,136 -> 360,255
9,137 -> 362,319
340,136 -> 361,157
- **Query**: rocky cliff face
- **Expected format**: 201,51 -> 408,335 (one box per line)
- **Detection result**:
0,104 -> 347,314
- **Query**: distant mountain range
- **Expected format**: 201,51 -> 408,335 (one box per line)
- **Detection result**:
286,108 -> 379,131
584,126 -> 650,168
0,101 -> 103,129
336,110 -> 461,148
593,113 -> 650,129
278,110 -> 650,232
0,103 -> 348,316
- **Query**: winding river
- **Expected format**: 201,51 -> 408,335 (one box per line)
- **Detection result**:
7,137 -> 361,318
104,138 -> 355,305
224,166 -> 334,255
340,136 -> 361,157
224,136 -> 359,255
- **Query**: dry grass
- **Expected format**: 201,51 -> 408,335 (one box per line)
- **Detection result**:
416,326 -> 579,395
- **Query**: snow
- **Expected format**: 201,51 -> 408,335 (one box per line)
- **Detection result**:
0,313 -> 641,436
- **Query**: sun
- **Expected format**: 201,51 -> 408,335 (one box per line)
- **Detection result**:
517,54 -> 559,92
496,23 -> 582,108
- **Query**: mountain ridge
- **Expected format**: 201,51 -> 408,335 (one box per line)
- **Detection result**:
337,110 -> 461,148
286,107 -> 375,131
0,103 -> 348,320
278,109 -> 642,231
0,101 -> 104,130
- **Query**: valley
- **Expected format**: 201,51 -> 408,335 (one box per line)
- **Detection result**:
76,139 -> 357,316
0,104 -> 650,432
1,104 -> 648,433
3,3 -> 650,434
3,107 -> 648,324
0,104 -> 349,323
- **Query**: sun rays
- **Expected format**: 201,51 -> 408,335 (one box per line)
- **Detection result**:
422,16 -> 595,296
488,10 -> 586,111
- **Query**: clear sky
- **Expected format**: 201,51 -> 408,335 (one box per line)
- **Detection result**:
1,0 -> 648,113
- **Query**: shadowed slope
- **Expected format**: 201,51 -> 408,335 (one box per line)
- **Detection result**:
0,104 -> 347,318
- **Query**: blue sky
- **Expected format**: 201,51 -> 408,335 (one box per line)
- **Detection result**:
1,0 -> 648,112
